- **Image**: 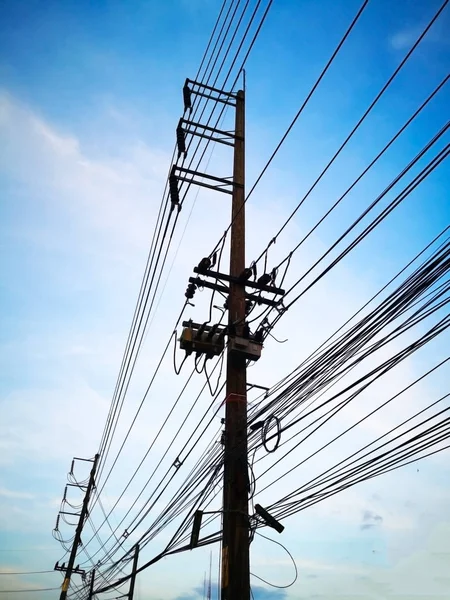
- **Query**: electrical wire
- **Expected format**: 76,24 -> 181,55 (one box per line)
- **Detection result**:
250,531 -> 298,589
250,0 -> 449,267
208,0 -> 372,258
72,1 -> 448,592
94,0 -> 274,507
79,356 -> 226,568
83,1 -> 275,571
262,129 -> 449,337
95,0 -> 253,483
272,74 -> 449,273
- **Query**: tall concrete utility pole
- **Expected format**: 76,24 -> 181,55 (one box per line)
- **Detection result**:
221,88 -> 250,600
60,454 -> 100,600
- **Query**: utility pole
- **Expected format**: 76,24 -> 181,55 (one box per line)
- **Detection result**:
179,80 -> 282,596
207,551 -> 212,600
221,89 -> 250,600
88,569 -> 96,600
128,544 -> 140,600
60,454 -> 100,600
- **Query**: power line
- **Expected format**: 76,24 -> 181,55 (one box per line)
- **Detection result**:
162,226 -> 450,537
250,532 -> 298,589
83,1 -> 276,572
208,0 -> 372,257
250,0 -> 449,266
58,1 -> 450,596
95,0 -> 248,482
270,74 -> 449,273
95,0 -> 274,499
257,224 -> 450,409
263,128 -> 449,333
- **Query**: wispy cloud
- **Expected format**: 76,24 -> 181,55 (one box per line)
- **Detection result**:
360,509 -> 383,530
0,487 -> 34,500
174,583 -> 286,600
389,24 -> 449,51
389,28 -> 421,51
0,90 -> 169,255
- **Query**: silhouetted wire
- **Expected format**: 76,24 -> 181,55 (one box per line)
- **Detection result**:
250,531 -> 298,589
96,0 -> 253,482
81,1 -> 450,592
209,0 -> 372,258
272,74 -> 449,273
261,358 -> 450,501
250,0 -> 449,267
93,0 -> 274,530
80,358 -> 226,567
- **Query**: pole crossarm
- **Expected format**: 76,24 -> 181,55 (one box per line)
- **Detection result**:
54,563 -> 85,576
173,166 -> 237,195
183,79 -> 237,113
186,78 -> 238,99
188,277 -> 280,308
193,268 -> 285,295
180,118 -> 242,148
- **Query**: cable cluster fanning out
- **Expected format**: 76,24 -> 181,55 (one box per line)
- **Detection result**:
50,0 -> 450,597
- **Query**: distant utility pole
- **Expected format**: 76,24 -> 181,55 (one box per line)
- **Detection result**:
88,569 -> 96,600
207,551 -> 212,600
88,544 -> 139,599
59,454 -> 100,600
127,544 -> 140,600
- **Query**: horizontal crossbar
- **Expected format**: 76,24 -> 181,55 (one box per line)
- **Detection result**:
193,268 -> 285,295
189,278 -> 280,307
186,79 -> 236,98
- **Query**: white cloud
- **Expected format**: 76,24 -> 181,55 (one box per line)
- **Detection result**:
389,24 -> 449,51
302,522 -> 450,600
0,487 -> 34,500
0,90 -> 168,257
390,28 -> 420,51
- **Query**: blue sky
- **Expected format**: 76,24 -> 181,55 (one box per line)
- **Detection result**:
1,0 -> 450,599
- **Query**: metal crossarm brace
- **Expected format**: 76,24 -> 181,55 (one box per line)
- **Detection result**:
188,277 -> 280,308
190,277 -> 228,295
247,383 -> 270,392
183,77 -> 236,107
180,119 -> 242,148
55,564 -> 86,576
182,128 -> 234,147
193,268 -> 285,295
190,91 -> 236,106
173,167 -> 237,195
186,79 -> 237,99
181,119 -> 242,140
184,79 -> 237,106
